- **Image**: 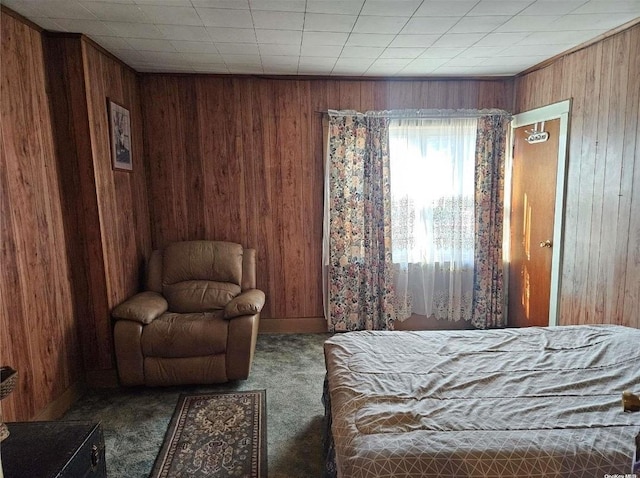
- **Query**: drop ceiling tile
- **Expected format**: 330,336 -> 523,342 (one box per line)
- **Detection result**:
259,43 -> 300,55
227,66 -> 264,74
431,65 -> 481,75
249,0 -> 306,12
125,37 -> 176,50
222,54 -> 263,65
195,7 -> 254,27
404,58 -> 450,69
346,33 -> 395,47
252,10 -> 304,29
261,55 -> 299,66
499,43 -> 573,57
389,34 -> 440,48
298,56 -> 338,68
206,27 -> 257,43
419,47 -> 466,58
368,58 -> 412,68
255,29 -> 302,44
458,45 -> 508,57
216,42 -> 259,54
520,1 -> 587,15
479,55 -> 547,66
495,15 -> 561,32
300,44 -> 343,56
302,31 -> 349,46
366,67 -> 403,76
157,25 -> 210,41
110,49 -> 146,63
379,47 -> 425,59
52,18 -> 116,36
473,32 -> 531,46
171,40 -> 219,53
137,5 -> 202,25
547,13 -> 639,31
445,56 -> 485,67
80,2 -> 149,22
449,16 -> 511,33
297,66 -> 330,74
414,1 -> 476,17
224,66 -> 261,74
398,64 -> 439,75
30,17 -> 67,31
30,1 -> 97,20
134,0 -> 193,5
104,21 -> 164,38
133,50 -> 183,62
352,15 -> 409,34
304,13 -> 358,32
432,33 -> 486,47
401,17 -> 460,34
516,29 -> 601,45
191,0 -> 249,8
333,57 -> 374,69
306,0 -> 364,15
360,0 -> 422,16
192,64 -> 231,73
182,52 -> 224,63
572,0 -> 640,14
1,1 -> 49,18
467,0 -> 535,16
340,46 -> 385,58
92,35 -> 134,50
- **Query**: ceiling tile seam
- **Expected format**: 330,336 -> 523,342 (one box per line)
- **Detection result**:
329,0 -> 368,76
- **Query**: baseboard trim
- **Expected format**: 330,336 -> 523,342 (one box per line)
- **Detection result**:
259,317 -> 327,334
34,381 -> 86,421
86,368 -> 119,388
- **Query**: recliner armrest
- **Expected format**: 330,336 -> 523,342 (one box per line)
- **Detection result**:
112,291 -> 168,324
224,289 -> 265,319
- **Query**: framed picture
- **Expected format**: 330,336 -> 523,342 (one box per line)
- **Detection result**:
107,99 -> 132,171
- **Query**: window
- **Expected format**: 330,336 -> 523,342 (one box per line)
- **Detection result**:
389,117 -> 477,266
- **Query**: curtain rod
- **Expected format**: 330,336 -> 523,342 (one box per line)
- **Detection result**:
325,108 -> 512,119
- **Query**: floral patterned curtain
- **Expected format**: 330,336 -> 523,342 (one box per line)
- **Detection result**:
324,113 -> 398,331
471,114 -> 509,329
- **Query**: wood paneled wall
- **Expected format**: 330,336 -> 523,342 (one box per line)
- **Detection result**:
45,33 -> 152,378
0,10 -> 81,421
140,76 -> 513,323
515,24 -> 640,328
82,39 -> 152,371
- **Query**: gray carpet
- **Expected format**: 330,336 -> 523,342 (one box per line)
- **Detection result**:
64,333 -> 331,478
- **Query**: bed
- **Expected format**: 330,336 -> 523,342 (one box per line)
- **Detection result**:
323,325 -> 640,478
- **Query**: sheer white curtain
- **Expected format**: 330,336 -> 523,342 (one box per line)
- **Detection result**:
389,117 -> 477,322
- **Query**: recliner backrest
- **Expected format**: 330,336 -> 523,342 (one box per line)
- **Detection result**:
151,241 -> 245,313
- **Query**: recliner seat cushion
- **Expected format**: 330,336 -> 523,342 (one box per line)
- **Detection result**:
141,311 -> 228,358
164,280 -> 240,312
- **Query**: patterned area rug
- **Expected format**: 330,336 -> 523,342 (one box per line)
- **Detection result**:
150,391 -> 267,478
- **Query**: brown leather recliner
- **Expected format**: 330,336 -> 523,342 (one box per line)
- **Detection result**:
112,241 -> 265,386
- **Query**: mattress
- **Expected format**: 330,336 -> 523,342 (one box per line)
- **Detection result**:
323,325 -> 640,478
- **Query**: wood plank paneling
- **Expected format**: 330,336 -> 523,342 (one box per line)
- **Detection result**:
44,33 -> 152,377
140,76 -> 513,322
0,10 -> 81,421
515,23 -> 640,329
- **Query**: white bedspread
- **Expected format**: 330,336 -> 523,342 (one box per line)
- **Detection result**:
324,325 -> 640,478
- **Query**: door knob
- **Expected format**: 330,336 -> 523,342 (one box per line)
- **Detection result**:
539,240 -> 552,248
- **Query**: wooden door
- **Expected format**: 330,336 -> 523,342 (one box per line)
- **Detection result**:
508,119 -> 560,327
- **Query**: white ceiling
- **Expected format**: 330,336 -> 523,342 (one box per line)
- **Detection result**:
3,0 -> 640,76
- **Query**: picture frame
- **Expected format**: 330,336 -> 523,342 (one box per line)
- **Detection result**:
107,99 -> 132,171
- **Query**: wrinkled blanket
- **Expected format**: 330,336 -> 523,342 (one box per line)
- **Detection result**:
324,325 -> 640,478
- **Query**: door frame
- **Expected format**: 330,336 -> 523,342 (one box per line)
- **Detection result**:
504,99 -> 571,327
